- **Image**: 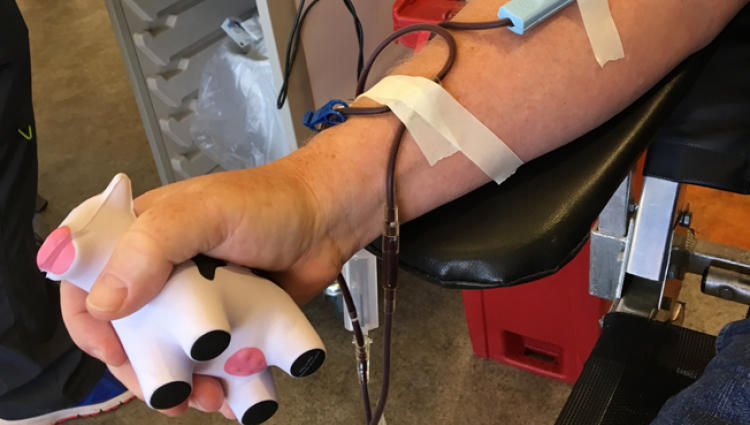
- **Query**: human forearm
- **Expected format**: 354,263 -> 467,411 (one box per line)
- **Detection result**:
288,0 -> 748,253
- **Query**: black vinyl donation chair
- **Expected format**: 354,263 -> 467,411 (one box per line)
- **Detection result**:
370,6 -> 750,424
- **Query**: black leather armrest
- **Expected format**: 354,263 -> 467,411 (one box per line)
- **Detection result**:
368,47 -> 715,289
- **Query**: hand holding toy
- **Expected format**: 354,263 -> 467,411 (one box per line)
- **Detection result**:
37,174 -> 326,425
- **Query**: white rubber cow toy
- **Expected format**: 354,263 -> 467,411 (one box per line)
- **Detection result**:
37,174 -> 326,425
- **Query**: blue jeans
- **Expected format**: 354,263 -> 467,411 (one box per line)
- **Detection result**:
653,318 -> 750,425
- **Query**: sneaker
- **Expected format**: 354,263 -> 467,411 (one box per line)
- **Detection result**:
0,369 -> 135,425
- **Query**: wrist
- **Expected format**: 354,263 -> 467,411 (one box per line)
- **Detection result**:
278,115 -> 399,259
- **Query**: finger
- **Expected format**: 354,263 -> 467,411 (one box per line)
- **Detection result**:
86,195 -> 227,321
188,400 -> 206,413
108,362 -> 144,401
109,362 -> 189,417
160,401 -> 189,418
189,375 -> 225,413
220,401 -> 237,420
61,282 -> 127,366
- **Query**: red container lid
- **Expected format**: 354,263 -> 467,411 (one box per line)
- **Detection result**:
393,0 -> 467,50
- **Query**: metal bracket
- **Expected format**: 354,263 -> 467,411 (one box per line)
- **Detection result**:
591,170 -> 750,313
590,175 -> 635,300
626,177 -> 685,283
598,174 -> 632,237
612,275 -> 661,319
612,275 -> 685,324
669,228 -> 750,306
590,218 -> 634,300
702,266 -> 750,305
670,231 -> 750,279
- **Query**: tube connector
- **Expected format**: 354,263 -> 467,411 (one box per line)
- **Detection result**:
498,0 -> 575,35
354,335 -> 372,384
384,289 -> 396,314
382,205 -> 400,293
382,205 -> 400,254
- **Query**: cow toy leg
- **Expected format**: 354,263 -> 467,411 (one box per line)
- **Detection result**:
225,369 -> 278,425
114,320 -> 193,410
156,264 -> 232,362
267,320 -> 326,379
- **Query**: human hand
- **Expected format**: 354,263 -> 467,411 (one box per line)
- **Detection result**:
60,161 -> 360,417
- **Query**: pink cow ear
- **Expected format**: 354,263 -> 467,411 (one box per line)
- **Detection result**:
37,226 -> 76,275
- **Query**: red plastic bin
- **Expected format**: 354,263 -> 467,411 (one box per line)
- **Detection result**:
393,0 -> 467,49
462,241 -> 610,384
394,0 -> 617,385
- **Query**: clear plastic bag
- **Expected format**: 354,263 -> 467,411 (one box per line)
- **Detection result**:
191,17 -> 290,170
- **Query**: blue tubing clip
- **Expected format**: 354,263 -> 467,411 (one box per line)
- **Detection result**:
303,99 -> 349,132
498,0 -> 576,35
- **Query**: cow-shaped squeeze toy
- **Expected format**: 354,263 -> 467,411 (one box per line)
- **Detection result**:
37,174 -> 326,425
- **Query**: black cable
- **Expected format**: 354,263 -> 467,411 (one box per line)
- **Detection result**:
342,0 -> 364,78
277,0 -> 315,109
334,23 -> 458,425
277,0 -> 365,109
333,20 -> 511,425
439,18 -> 512,30
361,378 -> 373,422
338,274 -> 367,356
277,0 -> 305,110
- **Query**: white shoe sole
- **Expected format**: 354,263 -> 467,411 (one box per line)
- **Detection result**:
0,392 -> 135,425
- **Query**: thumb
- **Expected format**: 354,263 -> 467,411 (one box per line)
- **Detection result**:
86,193 -> 226,321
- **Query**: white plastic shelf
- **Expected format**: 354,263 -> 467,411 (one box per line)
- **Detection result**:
106,0 -> 402,184
106,0 -> 315,184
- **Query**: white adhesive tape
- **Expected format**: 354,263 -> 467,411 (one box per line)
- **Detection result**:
577,0 -> 625,67
359,75 -> 524,184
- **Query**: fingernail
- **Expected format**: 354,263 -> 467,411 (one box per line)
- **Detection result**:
192,399 -> 207,412
87,274 -> 127,313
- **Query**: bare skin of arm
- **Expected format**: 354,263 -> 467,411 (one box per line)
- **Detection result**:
60,0 -> 748,417
307,0 -> 746,252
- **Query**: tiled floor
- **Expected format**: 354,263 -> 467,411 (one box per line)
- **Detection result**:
15,0 -> 750,424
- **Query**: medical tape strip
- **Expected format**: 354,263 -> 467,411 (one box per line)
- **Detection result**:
358,75 -> 524,184
577,0 -> 625,67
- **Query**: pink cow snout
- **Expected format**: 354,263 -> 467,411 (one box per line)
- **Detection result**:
224,348 -> 268,377
37,226 -> 76,275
